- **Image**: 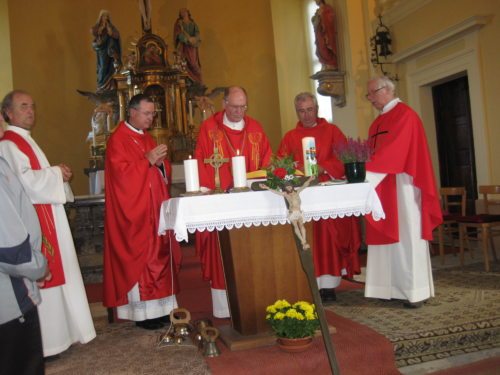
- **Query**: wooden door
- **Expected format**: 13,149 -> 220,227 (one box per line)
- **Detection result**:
432,76 -> 477,214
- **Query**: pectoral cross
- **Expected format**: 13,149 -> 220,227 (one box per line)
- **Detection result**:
204,146 -> 229,193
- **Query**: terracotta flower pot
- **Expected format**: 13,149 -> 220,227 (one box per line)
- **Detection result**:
277,336 -> 313,353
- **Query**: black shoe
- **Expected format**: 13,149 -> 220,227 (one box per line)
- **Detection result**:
135,319 -> 164,330
403,301 -> 423,309
44,354 -> 60,362
157,315 -> 171,324
319,288 -> 337,303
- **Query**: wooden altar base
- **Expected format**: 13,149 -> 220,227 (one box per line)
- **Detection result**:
218,324 -> 337,351
217,222 -> 336,350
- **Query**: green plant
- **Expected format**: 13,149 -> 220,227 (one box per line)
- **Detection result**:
265,299 -> 320,338
265,154 -> 301,190
333,137 -> 373,164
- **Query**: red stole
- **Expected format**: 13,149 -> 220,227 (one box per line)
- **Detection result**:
1,130 -> 65,288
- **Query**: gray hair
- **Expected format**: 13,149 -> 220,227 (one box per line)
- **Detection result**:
1,90 -> 31,123
294,92 -> 318,109
370,76 -> 396,94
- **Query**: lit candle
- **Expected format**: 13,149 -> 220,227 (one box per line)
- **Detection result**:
188,100 -> 194,125
183,155 -> 200,192
302,137 -> 315,176
231,150 -> 247,188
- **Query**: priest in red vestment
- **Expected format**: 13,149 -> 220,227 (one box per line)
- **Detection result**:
104,94 -> 181,330
364,76 -> 442,308
277,92 -> 361,303
194,86 -> 272,317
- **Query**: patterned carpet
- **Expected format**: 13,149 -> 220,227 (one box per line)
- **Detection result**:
329,261 -> 500,367
45,318 -> 210,375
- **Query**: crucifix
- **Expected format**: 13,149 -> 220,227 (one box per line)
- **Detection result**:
204,146 -> 229,193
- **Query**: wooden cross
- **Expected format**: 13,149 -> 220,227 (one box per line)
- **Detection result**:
204,146 -> 229,193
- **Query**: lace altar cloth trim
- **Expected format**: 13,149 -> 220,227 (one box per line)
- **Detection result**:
183,207 -> 377,238
159,183 -> 385,242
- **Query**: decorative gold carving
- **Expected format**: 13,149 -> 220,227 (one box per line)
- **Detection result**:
310,70 -> 346,108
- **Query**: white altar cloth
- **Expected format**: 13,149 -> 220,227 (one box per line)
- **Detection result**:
159,182 -> 385,242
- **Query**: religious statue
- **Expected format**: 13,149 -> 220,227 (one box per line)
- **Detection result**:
91,10 -> 122,92
174,8 -> 203,84
260,176 -> 314,249
312,0 -> 338,70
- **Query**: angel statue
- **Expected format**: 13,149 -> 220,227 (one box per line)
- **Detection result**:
260,176 -> 314,249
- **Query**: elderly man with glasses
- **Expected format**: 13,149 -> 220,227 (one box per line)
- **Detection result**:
194,86 -> 272,318
104,93 -> 181,330
364,76 -> 442,308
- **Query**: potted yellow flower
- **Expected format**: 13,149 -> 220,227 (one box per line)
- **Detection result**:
265,299 -> 320,352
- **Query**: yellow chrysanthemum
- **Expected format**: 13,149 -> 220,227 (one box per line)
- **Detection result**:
275,312 -> 286,320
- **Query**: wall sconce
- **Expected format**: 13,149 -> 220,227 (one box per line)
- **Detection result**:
370,15 -> 398,80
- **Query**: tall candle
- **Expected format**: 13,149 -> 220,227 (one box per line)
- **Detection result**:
232,151 -> 247,188
188,100 -> 194,125
302,137 -> 316,176
183,156 -> 200,192
106,113 -> 111,133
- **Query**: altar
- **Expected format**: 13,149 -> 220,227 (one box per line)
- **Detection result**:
159,182 -> 384,349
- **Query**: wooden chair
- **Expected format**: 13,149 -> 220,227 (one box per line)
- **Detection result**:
436,187 -> 466,264
457,185 -> 500,272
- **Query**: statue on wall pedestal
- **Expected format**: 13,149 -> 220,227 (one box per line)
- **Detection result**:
310,1 -> 346,107
91,10 -> 122,92
312,0 -> 338,71
174,8 -> 203,85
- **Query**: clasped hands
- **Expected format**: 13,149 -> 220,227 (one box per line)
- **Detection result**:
58,163 -> 73,182
146,144 -> 168,166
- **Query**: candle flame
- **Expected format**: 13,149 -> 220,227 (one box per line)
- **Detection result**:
236,149 -> 240,156
188,155 -> 192,159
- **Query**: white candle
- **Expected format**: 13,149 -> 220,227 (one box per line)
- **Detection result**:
302,137 -> 315,176
188,100 -> 194,125
183,156 -> 200,192
106,113 -> 111,133
232,152 -> 247,188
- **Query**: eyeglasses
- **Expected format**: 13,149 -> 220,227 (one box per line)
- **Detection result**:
225,103 -> 248,111
365,86 -> 386,98
133,108 -> 157,117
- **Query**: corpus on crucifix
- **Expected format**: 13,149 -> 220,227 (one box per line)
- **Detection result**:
204,146 -> 229,193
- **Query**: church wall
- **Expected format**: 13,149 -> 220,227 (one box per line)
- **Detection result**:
385,0 -> 500,183
0,0 -> 13,97
6,0 -> 281,195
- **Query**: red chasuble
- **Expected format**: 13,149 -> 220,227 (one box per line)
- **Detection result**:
193,111 -> 272,288
103,122 -> 181,307
365,102 -> 442,245
1,131 -> 65,288
277,119 -> 361,278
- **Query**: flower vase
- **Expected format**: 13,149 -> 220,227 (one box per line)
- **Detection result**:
277,336 -> 313,353
344,162 -> 366,183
